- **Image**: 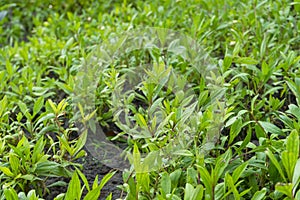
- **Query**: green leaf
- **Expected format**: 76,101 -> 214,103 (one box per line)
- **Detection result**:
0,166 -> 14,177
35,113 -> 56,126
225,173 -> 240,199
127,176 -> 137,200
149,97 -> 164,115
282,151 -> 298,182
266,149 -> 287,182
287,104 -> 300,120
38,124 -> 57,135
73,130 -> 87,156
197,166 -> 212,196
170,169 -> 182,189
233,41 -> 241,56
133,143 -> 141,173
0,95 -> 7,117
135,113 -> 148,127
35,161 -> 70,177
292,159 -> 300,194
0,11 -> 7,21
4,188 -> 18,200
78,103 -> 85,119
105,193 -> 112,200
85,109 -> 97,121
99,171 -> 116,190
184,183 -> 194,200
58,135 -> 72,154
65,37 -> 75,49
57,99 -> 68,113
236,125 -> 252,153
222,56 -> 232,71
0,3 -> 16,10
160,172 -> 171,197
172,149 -> 194,157
143,151 -> 162,172
235,57 -> 258,65
287,78 -> 300,104
28,190 -> 39,199
260,34 -> 268,59
259,121 -> 283,135
198,90 -> 209,107
137,171 -> 150,193
9,153 -> 20,174
65,171 -> 81,200
232,162 -> 248,183
275,183 -> 293,199
20,174 -> 35,181
191,184 -> 204,200
33,96 -> 44,116
229,118 -> 242,145
286,130 -> 299,157
240,188 -> 252,197
92,174 -> 99,189
282,130 -> 299,181
74,150 -> 86,160
18,101 -> 32,120
54,193 -> 65,200
251,188 -> 267,200
187,167 -> 198,185
48,99 -> 57,114
76,168 -> 90,191
214,149 -> 232,184
6,60 -> 13,77
255,123 -> 266,138
48,181 -> 68,188
32,136 -> 45,164
83,186 -> 101,200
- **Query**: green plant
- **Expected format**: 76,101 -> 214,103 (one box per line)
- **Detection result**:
0,135 -> 71,197
4,188 -> 43,200
0,0 -> 300,199
54,169 -> 116,200
266,130 -> 300,199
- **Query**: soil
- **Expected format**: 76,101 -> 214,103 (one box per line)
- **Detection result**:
45,152 -> 124,200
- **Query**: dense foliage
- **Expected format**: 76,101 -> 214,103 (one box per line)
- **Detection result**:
0,0 -> 300,199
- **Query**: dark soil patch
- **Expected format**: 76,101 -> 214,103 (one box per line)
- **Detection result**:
45,152 -> 124,200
